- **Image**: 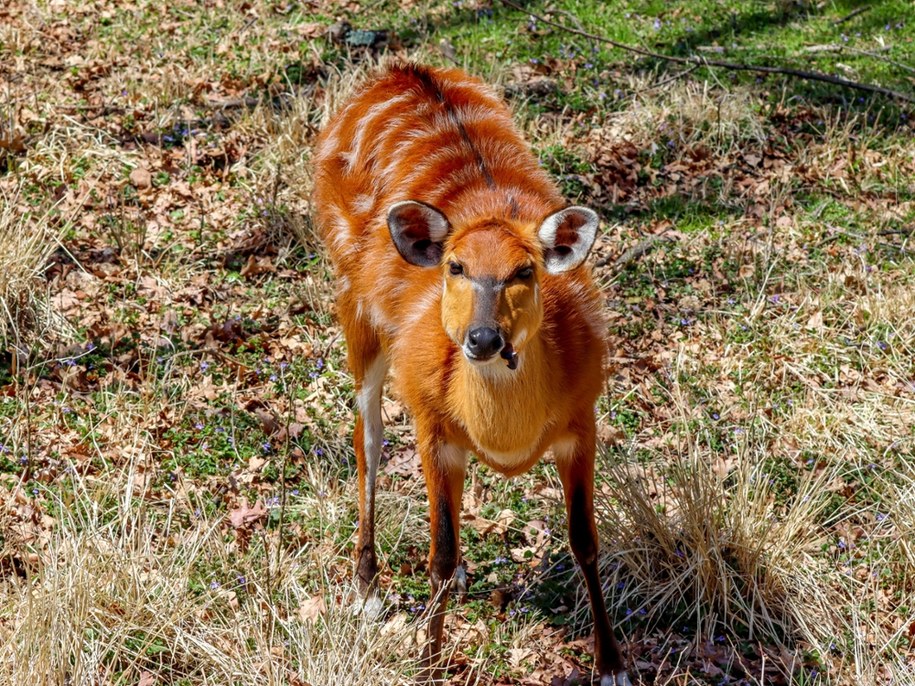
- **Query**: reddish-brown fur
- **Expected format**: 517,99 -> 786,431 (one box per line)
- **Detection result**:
314,63 -> 628,685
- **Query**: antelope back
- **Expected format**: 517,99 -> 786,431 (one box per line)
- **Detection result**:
313,65 -> 576,340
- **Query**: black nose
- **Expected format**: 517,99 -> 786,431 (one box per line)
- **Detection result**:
466,327 -> 504,359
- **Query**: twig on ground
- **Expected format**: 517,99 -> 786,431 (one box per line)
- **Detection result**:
645,64 -> 701,91
597,235 -> 677,271
803,44 -> 915,76
818,224 -> 915,256
832,6 -> 871,26
878,227 -> 914,237
499,0 -> 915,104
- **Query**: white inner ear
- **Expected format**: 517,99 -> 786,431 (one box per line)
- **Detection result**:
538,207 -> 598,249
538,209 -> 564,249
538,207 -> 599,274
388,201 -> 449,242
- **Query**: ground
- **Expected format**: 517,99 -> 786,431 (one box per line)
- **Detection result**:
1,1 -> 914,685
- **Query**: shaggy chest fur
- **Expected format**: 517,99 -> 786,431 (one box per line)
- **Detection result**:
448,342 -> 553,471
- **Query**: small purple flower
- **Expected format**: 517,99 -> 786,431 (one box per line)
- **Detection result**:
262,441 -> 272,453
210,580 -> 220,590
195,422 -> 204,430
200,361 -> 209,372
316,358 -> 324,370
877,341 -> 888,351
237,575 -> 247,586
653,18 -> 662,30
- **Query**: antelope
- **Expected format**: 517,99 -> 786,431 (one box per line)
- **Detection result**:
313,63 -> 630,685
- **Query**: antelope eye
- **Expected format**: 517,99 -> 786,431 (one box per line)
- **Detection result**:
515,266 -> 533,280
448,262 -> 464,276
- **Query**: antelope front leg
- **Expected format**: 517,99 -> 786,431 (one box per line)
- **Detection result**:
417,439 -> 466,684
555,425 -> 630,686
351,347 -> 387,600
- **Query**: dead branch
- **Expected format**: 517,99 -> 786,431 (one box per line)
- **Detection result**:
596,235 -> 677,271
500,0 -> 915,104
832,6 -> 870,26
803,44 -> 915,76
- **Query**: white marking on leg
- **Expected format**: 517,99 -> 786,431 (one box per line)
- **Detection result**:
351,593 -> 385,621
551,436 -> 578,462
357,356 -> 387,527
438,442 -> 467,472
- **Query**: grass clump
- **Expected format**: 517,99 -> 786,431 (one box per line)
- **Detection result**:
0,462 -> 420,686
0,185 -> 68,354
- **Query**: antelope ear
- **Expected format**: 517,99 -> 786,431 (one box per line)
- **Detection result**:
387,200 -> 451,267
538,206 -> 599,274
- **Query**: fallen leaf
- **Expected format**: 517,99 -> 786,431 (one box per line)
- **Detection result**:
298,594 -> 326,621
229,499 -> 267,529
129,166 -> 152,189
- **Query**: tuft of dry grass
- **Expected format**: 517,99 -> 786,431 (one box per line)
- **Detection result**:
595,416 -> 843,647
598,79 -> 767,155
0,184 -> 70,354
0,461 -> 421,685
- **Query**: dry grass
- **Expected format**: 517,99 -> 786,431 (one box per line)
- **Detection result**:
0,450 -> 421,685
598,79 -> 768,154
596,422 -> 846,647
0,184 -> 70,353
